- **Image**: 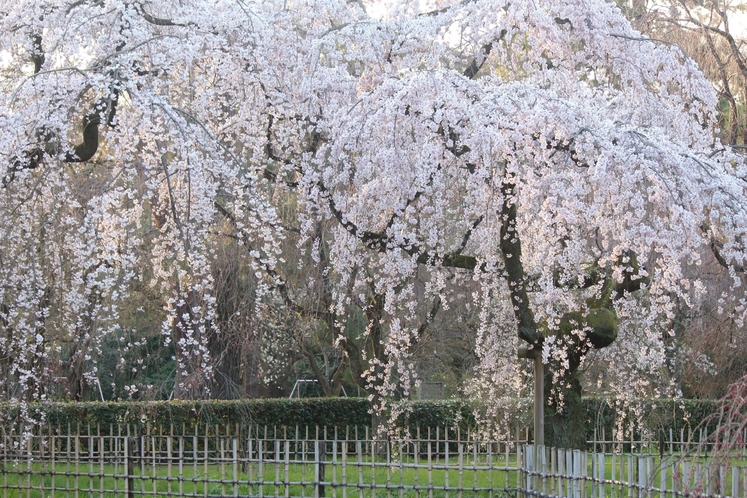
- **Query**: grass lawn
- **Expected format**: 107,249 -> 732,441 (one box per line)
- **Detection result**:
0,457 -> 521,498
0,451 -> 744,497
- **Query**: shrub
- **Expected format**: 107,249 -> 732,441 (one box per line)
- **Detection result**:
0,397 -> 720,441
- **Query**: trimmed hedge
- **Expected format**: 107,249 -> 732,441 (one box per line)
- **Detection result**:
0,398 -> 371,432
0,397 -> 722,440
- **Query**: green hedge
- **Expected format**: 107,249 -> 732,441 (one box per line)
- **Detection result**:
0,398 -> 371,433
0,397 -> 722,440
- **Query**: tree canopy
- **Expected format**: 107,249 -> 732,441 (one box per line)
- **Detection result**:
1,0 -> 746,440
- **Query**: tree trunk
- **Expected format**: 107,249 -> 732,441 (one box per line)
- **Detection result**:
544,370 -> 587,450
369,394 -> 389,456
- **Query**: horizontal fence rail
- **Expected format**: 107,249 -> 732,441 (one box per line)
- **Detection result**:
0,425 -> 745,497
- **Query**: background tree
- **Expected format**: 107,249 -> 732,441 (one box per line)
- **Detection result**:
614,0 -> 747,398
619,0 -> 746,146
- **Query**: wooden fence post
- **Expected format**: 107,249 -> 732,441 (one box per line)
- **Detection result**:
314,439 -> 324,498
125,437 -> 135,498
315,439 -> 327,498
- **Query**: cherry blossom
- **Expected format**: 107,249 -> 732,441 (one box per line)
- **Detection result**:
0,0 -> 744,441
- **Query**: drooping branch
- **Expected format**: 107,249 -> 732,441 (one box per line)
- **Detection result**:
4,33 -> 121,187
315,113 -> 488,269
215,201 -> 379,394
463,41 -> 496,79
262,113 -> 315,188
415,294 -> 442,338
31,34 -> 45,74
262,168 -> 299,188
135,2 -> 186,27
213,201 -> 330,321
302,342 -> 342,396
499,179 -> 540,345
709,236 -> 745,274
301,341 -> 332,396
533,131 -> 592,168
217,195 -> 379,394
64,112 -> 105,163
319,178 -> 480,269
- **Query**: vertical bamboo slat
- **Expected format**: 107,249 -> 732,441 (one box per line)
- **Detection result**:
637,456 -> 646,498
52,428 -> 58,498
332,428 -> 338,498
487,437 -> 493,498
457,442 -> 464,498
341,429 -> 347,498
396,438 -> 403,498
258,435 -> 264,498
74,425 -> 80,498
139,434 -> 145,496
428,439 -> 434,498
203,426 -> 209,498
355,438 -> 363,498
385,437 -> 391,498
167,433 -> 173,497
248,426 -> 254,492
25,429 -> 32,498
179,435 -> 184,498
550,447 -> 556,497
732,465 -> 740,497
2,427 -> 7,498
151,434 -> 157,498
274,438 -> 279,498
413,433 -> 419,493
627,453 -> 634,498
444,428 -> 449,498
236,425 -> 242,496
192,428 -> 198,498
220,436 -> 226,497
369,428 -> 376,498
302,426 -> 307,498
285,439 -> 291,498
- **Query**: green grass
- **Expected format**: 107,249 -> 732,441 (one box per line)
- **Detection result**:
0,451 -> 744,497
0,457 -> 520,498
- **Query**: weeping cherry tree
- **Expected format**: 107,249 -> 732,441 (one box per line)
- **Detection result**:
0,0 -> 745,446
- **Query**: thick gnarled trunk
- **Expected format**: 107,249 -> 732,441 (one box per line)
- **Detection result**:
544,368 -> 587,450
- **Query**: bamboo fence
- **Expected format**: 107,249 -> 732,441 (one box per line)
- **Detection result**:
0,424 -> 744,497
